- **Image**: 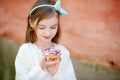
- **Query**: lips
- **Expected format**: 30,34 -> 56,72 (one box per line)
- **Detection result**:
43,36 -> 51,39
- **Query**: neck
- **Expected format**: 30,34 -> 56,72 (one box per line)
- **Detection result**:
35,41 -> 54,50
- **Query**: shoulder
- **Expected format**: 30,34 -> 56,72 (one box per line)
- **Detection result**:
54,43 -> 70,56
16,43 -> 35,60
54,43 -> 68,50
19,43 -> 33,51
15,43 -> 35,65
17,43 -> 34,55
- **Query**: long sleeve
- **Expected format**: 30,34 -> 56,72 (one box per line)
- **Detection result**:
15,43 -> 77,80
52,58 -> 76,80
15,44 -> 47,80
51,46 -> 77,80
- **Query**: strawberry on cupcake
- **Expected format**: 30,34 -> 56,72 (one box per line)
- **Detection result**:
42,48 -> 61,61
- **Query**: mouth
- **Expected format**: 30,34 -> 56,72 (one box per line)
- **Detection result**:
43,36 -> 51,39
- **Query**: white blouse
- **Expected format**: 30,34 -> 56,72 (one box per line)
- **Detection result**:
15,43 -> 76,80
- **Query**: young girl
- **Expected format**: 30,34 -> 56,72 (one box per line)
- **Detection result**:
15,0 -> 76,80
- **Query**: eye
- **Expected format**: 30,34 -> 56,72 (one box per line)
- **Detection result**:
38,24 -> 46,29
51,24 -> 57,29
51,26 -> 56,29
39,27 -> 45,29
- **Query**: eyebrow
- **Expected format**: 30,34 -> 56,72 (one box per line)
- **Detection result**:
51,24 -> 58,27
38,24 -> 58,27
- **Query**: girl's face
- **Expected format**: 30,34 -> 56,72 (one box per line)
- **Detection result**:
36,15 -> 58,43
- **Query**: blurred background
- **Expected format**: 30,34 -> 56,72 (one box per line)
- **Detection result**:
0,0 -> 120,80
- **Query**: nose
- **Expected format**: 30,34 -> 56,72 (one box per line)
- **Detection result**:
45,29 -> 51,35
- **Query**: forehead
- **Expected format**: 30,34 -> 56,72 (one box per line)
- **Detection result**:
38,14 -> 58,26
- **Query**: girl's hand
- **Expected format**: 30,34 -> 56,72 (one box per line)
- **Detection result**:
40,57 -> 61,76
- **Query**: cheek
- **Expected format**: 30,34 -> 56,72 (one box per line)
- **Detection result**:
52,29 -> 58,35
36,30 -> 42,37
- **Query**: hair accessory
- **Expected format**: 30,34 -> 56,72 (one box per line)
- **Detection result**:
30,0 -> 68,17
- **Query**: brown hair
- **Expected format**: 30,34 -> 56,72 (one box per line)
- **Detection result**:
25,0 -> 61,43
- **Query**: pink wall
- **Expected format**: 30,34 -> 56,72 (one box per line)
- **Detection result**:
0,0 -> 120,70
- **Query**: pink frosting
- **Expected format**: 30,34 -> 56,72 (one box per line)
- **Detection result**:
43,48 -> 61,55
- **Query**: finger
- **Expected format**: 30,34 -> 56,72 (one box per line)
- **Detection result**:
59,57 -> 61,61
42,55 -> 48,61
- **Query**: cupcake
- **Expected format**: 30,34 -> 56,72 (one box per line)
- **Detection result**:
42,48 -> 61,61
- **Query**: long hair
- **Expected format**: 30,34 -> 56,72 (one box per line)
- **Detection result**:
25,0 -> 61,43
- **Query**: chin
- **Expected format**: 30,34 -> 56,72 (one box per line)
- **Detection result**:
43,39 -> 51,42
